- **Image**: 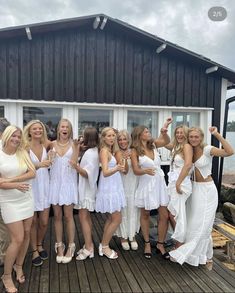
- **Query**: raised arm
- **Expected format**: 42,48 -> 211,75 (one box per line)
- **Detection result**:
154,117 -> 172,148
209,127 -> 234,157
175,144 -> 193,194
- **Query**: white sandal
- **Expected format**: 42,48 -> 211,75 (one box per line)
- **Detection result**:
76,247 -> 94,260
62,243 -> 76,264
98,243 -> 118,259
55,242 -> 65,263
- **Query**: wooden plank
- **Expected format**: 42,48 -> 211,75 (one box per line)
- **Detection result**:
150,54 -> 160,105
183,65 -> 192,107
8,42 -> 19,99
19,39 -> 31,100
167,59 -> 176,106
142,48 -> 151,105
133,45 -> 142,105
124,39 -> 134,103
191,67 -> 200,107
159,56 -> 168,105
199,70 -> 207,107
96,32 -> 106,103
64,32 -> 75,102
115,36 -> 125,104
176,63 -> 184,106
86,30 -> 96,102
0,43 -> 7,99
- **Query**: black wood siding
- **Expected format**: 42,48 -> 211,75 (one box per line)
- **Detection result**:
0,27 -> 221,109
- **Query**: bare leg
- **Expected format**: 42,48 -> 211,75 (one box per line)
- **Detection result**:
157,206 -> 169,255
37,208 -> 50,252
79,209 -> 93,251
52,205 -> 63,256
64,204 -> 75,257
140,208 -> 151,255
30,213 -> 40,260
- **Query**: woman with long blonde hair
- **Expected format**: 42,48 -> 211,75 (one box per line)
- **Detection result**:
95,127 -> 126,259
165,125 -> 193,248
49,118 -> 78,264
0,125 -> 36,293
23,120 -> 52,267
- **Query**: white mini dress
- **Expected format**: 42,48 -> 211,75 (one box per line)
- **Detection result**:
135,148 -> 169,210
167,154 -> 192,242
0,150 -> 34,224
95,155 -> 126,213
30,147 -> 50,211
49,146 -> 78,206
74,147 -> 99,211
169,145 -> 218,266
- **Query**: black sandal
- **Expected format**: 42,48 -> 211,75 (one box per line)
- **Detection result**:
32,250 -> 43,267
144,240 -> 152,259
37,244 -> 48,260
156,241 -> 170,260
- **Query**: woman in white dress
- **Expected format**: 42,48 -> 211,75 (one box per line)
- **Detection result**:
0,125 -> 36,293
115,130 -> 140,251
169,126 -> 234,269
131,118 -> 172,259
71,127 -> 99,260
95,127 -> 126,259
49,118 -> 78,264
23,120 -> 52,267
166,125 -> 193,248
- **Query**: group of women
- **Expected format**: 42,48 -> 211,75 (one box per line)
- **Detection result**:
0,116 -> 234,293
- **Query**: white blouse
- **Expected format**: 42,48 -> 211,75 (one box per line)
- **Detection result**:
194,145 -> 213,179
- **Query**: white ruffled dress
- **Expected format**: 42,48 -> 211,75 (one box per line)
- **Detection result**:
30,147 -> 50,211
169,145 -> 218,266
49,146 -> 78,206
167,154 -> 192,242
74,147 -> 99,211
95,155 -> 126,213
115,157 -> 140,240
135,148 -> 169,210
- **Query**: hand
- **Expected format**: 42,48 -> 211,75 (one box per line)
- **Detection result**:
69,160 -> 79,170
144,168 -> 156,176
163,117 -> 173,128
176,181 -> 182,194
160,127 -> 168,135
209,126 -> 218,135
16,183 -> 30,193
116,164 -> 126,173
40,160 -> 51,168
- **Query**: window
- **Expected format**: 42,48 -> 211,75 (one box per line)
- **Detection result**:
78,109 -> 113,135
172,112 -> 200,133
23,106 -> 62,140
0,106 -> 4,117
127,110 -> 158,137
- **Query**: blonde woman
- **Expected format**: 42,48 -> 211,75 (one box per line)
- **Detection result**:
95,127 -> 126,259
49,118 -> 78,264
131,118 -> 172,259
169,126 -> 234,269
115,130 -> 140,251
23,120 -> 52,267
0,125 -> 36,293
165,125 -> 193,248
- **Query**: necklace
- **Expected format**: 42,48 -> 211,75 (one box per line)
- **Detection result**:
57,141 -> 70,147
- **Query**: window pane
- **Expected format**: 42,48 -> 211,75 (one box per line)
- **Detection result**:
23,106 -> 62,140
172,112 -> 200,133
127,111 -> 158,137
78,109 -> 113,135
0,106 -> 4,117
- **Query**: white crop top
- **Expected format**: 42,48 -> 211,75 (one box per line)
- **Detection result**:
194,145 -> 213,179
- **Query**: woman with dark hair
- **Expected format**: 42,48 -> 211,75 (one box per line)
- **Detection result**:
169,126 -> 234,270
131,118 -> 172,259
49,118 -> 78,264
70,127 -> 99,260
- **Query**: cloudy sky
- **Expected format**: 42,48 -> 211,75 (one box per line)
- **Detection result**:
1,0 -> 235,96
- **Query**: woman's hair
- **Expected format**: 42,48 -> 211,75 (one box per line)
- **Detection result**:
79,127 -> 99,159
23,120 -> 48,148
99,127 -> 119,153
130,125 -> 154,156
117,129 -> 131,149
2,125 -> 35,171
188,127 -> 206,148
171,125 -> 189,158
57,118 -> 73,140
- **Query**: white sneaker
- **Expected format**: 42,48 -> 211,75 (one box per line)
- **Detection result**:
130,241 -> 138,250
121,241 -> 130,251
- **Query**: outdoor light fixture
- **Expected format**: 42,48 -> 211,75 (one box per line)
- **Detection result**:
25,27 -> 32,40
93,16 -> 100,29
205,65 -> 218,74
100,17 -> 108,30
156,43 -> 167,54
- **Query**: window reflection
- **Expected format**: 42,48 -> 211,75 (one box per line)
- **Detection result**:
172,112 -> 200,134
78,109 -> 113,135
23,106 -> 62,140
127,111 -> 158,137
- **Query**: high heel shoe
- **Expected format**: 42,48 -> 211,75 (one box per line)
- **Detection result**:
62,243 -> 76,264
98,243 -> 118,259
76,246 -> 94,260
143,240 -> 152,259
1,274 -> 18,293
55,242 -> 65,263
13,264 -> 25,284
156,241 -> 170,260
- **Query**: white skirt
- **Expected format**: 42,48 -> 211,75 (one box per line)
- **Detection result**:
169,181 -> 218,266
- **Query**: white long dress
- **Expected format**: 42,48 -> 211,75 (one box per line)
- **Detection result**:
49,146 -> 78,205
74,147 -> 99,211
115,156 -> 140,240
169,145 -> 218,266
30,147 -> 50,211
167,154 -> 192,242
135,148 -> 169,210
0,150 -> 34,224
95,155 -> 126,213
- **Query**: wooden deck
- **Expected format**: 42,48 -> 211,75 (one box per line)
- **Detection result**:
1,213 -> 235,293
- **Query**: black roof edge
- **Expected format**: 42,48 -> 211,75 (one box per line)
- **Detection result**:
0,13 -> 234,82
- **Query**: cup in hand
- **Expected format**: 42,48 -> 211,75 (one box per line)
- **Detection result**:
48,150 -> 56,163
